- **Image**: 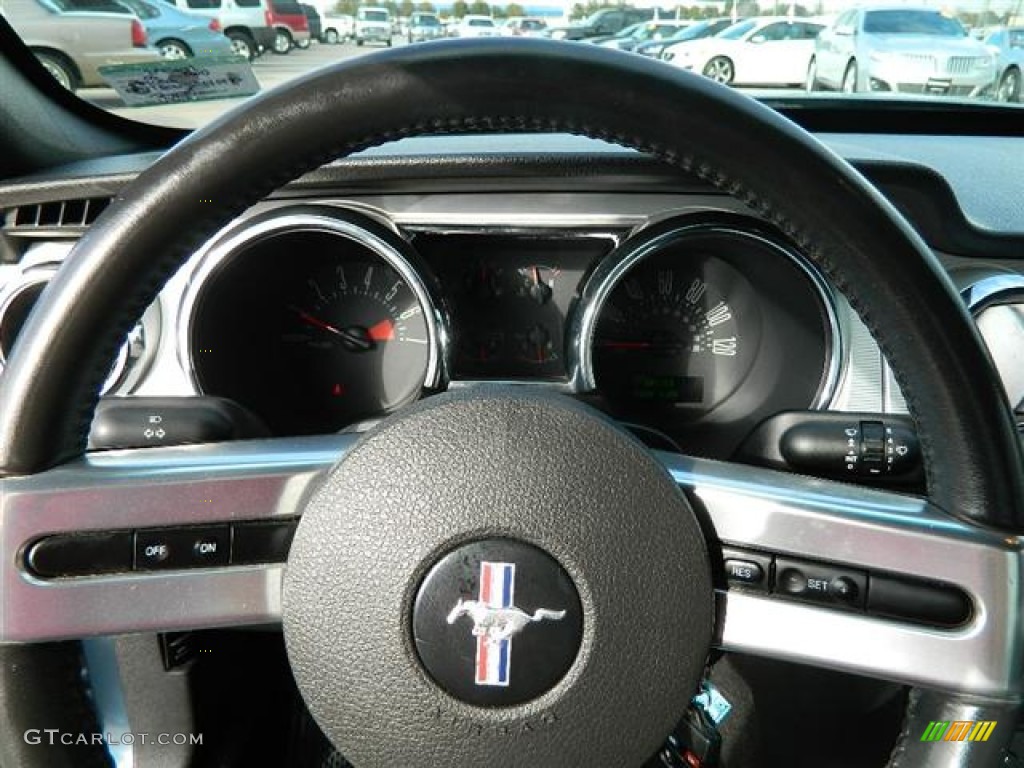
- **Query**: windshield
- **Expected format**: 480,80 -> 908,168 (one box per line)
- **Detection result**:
4,0 -> 1019,130
862,10 -> 966,36
718,19 -> 757,40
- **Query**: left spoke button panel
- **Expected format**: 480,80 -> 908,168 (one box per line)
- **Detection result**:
23,520 -> 298,578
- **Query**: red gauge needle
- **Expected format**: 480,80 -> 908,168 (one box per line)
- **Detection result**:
291,306 -> 343,336
290,306 -> 374,352
367,319 -> 395,342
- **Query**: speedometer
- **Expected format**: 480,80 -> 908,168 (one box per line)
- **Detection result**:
579,215 -> 839,444
592,255 -> 760,413
187,208 -> 441,435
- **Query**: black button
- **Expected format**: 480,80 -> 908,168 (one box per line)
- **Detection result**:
774,558 -> 867,610
867,574 -> 971,627
724,559 -> 764,585
135,527 -> 229,570
25,531 -> 133,577
721,548 -> 772,591
829,576 -> 859,603
231,520 -> 297,564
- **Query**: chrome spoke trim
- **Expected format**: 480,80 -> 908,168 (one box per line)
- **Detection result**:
2,436 -> 1021,698
661,452 -> 1023,697
0,435 -> 353,642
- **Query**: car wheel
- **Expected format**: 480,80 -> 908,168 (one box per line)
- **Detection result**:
32,51 -> 77,92
273,29 -> 293,54
226,31 -> 256,61
356,38 -> 364,46
805,56 -> 820,92
702,55 -> 733,84
297,38 -> 310,49
157,39 -> 191,60
324,28 -> 339,44
842,60 -> 858,93
997,67 -> 1021,103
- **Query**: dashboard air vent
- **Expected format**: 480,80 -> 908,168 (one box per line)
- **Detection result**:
4,197 -> 112,236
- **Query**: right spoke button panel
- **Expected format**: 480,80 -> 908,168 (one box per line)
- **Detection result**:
721,546 -> 971,629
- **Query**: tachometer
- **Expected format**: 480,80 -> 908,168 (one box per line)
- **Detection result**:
187,208 -> 440,435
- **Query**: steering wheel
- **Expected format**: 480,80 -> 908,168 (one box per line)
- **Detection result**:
1,40 -> 1022,768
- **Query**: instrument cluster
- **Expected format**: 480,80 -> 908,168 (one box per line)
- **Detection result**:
0,204 -> 841,459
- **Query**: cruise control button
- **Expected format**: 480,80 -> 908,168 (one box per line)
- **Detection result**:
774,557 -> 867,610
721,547 -> 771,591
724,559 -> 764,585
135,527 -> 229,570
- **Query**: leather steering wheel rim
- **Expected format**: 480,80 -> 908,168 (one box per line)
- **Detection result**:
0,39 -> 1021,767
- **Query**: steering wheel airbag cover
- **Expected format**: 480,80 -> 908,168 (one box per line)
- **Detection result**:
283,389 -> 713,766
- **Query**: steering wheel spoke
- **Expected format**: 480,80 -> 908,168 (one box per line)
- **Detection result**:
0,435 -> 352,642
666,452 -> 1021,698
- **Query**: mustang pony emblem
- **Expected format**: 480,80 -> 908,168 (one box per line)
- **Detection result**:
446,599 -> 566,642
447,561 -> 565,687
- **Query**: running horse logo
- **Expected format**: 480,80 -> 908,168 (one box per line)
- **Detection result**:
447,561 -> 565,687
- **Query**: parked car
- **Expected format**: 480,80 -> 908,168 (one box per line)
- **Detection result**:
664,16 -> 825,86
319,11 -> 350,43
595,19 -> 690,51
809,7 -> 996,97
635,17 -> 737,58
101,0 -> 233,59
406,10 -> 441,42
265,0 -> 309,54
297,2 -> 317,47
501,15 -> 546,37
452,14 -> 497,38
162,0 -> 274,60
354,5 -> 390,46
985,27 -> 1024,102
1,0 -> 159,89
545,6 -> 657,41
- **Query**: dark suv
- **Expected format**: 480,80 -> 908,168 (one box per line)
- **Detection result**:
545,7 -> 660,41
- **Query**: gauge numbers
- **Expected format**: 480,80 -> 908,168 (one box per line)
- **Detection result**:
593,254 -> 760,416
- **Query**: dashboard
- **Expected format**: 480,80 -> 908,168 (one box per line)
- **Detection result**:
0,132 -> 1022,470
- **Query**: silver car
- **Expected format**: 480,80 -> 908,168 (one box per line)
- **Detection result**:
809,6 -> 996,97
985,27 -> 1024,102
1,0 -> 161,90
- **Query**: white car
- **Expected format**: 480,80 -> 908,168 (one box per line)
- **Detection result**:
320,12 -> 352,44
354,5 -> 390,46
810,7 -> 996,97
663,16 -> 826,86
453,14 -> 497,38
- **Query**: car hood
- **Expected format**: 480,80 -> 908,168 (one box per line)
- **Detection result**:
867,34 -> 991,55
